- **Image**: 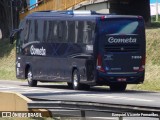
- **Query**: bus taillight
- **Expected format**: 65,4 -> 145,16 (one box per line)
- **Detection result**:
139,56 -> 145,72
97,54 -> 106,73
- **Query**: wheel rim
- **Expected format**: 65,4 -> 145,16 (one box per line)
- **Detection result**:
27,71 -> 32,83
73,73 -> 78,87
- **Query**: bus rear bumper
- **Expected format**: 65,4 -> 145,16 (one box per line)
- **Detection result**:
96,71 -> 145,85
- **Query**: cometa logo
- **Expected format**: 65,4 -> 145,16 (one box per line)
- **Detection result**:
108,37 -> 137,44
30,45 -> 46,56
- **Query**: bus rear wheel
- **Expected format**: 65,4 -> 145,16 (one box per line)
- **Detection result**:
72,69 -> 82,90
27,68 -> 37,87
110,83 -> 127,91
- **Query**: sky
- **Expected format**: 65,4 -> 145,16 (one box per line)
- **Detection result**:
150,0 -> 160,3
30,0 -> 37,6
29,0 -> 159,5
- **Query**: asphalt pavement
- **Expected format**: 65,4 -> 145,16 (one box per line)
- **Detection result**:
0,80 -> 160,120
0,80 -> 160,109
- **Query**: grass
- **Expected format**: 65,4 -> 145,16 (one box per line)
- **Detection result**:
0,39 -> 16,80
151,15 -> 160,22
1,22 -> 160,91
128,22 -> 160,91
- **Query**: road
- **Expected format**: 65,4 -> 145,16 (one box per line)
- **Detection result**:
0,80 -> 160,107
0,80 -> 159,120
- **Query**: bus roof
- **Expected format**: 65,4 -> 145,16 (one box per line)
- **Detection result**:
26,10 -> 142,20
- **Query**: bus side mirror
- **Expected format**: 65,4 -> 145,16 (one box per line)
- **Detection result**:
10,35 -> 15,44
9,28 -> 23,44
10,31 -> 15,44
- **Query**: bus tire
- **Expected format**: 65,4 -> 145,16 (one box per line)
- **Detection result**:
72,69 -> 82,90
110,83 -> 127,91
27,68 -> 37,87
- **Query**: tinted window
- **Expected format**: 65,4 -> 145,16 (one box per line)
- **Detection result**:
99,18 -> 142,34
35,20 -> 44,42
23,20 -> 30,44
68,21 -> 75,43
28,20 -> 35,42
74,21 -> 95,44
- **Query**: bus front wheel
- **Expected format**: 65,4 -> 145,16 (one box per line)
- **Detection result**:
27,68 -> 37,87
110,83 -> 127,91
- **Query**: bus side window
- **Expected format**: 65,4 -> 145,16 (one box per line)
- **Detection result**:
53,21 -> 58,43
75,21 -> 78,43
58,21 -> 67,43
19,20 -> 25,44
35,20 -> 38,41
43,20 -> 48,42
87,21 -> 95,44
77,21 -> 84,44
68,21 -> 75,43
83,21 -> 94,44
58,21 -> 63,42
35,20 -> 44,42
47,21 -> 54,42
28,20 -> 35,43
24,20 -> 30,44
65,21 -> 68,43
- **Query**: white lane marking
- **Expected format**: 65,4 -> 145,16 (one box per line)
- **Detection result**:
0,85 -> 64,93
21,88 -> 40,92
87,117 -> 118,120
0,86 -> 18,89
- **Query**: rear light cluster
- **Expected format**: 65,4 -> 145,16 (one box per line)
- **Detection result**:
100,16 -> 107,21
133,56 -> 145,72
97,54 -> 106,73
139,56 -> 145,72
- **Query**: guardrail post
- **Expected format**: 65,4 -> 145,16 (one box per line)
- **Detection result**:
80,110 -> 86,120
119,116 -> 123,120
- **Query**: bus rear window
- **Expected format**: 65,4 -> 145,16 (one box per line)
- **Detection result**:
99,18 -> 143,34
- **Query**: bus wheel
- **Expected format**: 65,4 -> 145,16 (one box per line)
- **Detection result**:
27,68 -> 37,87
110,83 -> 127,91
72,69 -> 82,90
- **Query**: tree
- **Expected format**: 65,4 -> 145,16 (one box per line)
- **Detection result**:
0,0 -> 26,39
0,0 -> 10,39
156,0 -> 159,21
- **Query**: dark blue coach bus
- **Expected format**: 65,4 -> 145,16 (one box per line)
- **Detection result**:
10,10 -> 146,91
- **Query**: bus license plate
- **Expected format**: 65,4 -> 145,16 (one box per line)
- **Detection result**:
117,78 -> 126,82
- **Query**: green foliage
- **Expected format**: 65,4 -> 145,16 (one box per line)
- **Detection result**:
151,15 -> 160,22
0,39 -> 16,80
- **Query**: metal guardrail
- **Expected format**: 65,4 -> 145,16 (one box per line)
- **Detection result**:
28,100 -> 160,119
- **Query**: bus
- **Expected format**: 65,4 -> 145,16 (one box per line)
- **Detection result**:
10,10 -> 146,91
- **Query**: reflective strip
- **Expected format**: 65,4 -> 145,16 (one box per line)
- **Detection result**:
107,72 -> 137,75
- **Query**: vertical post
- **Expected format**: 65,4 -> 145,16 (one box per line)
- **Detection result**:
10,0 -> 13,30
80,110 -> 86,120
65,0 -> 66,10
55,0 -> 57,10
53,0 -> 55,9
119,116 -> 123,120
44,0 -> 46,10
156,0 -> 159,21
